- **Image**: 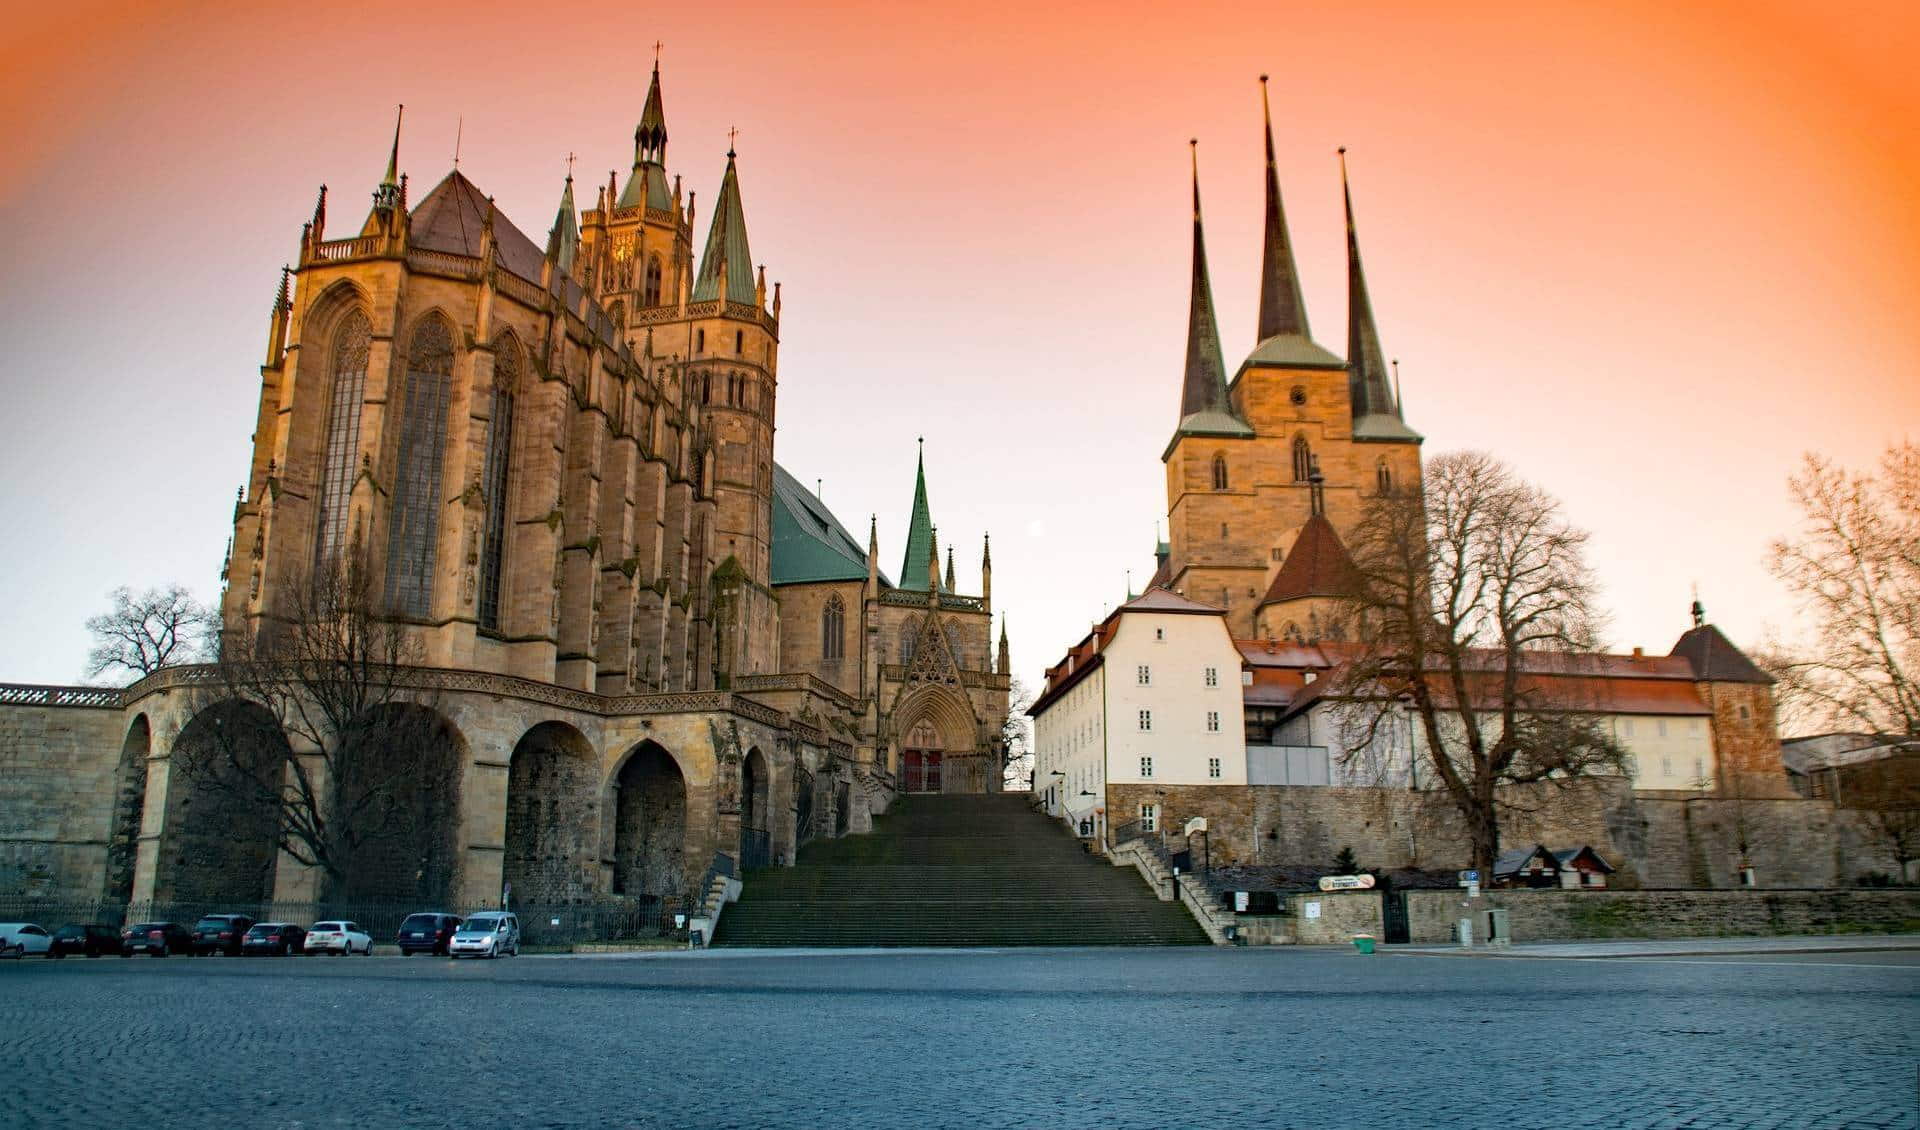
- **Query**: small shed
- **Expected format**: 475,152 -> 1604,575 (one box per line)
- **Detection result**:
1552,846 -> 1615,889
1492,844 -> 1561,889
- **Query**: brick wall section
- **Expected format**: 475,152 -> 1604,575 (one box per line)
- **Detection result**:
0,704 -> 126,899
1403,888 -> 1920,944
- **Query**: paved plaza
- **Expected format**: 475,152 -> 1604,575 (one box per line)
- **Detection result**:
2,946 -> 1915,1128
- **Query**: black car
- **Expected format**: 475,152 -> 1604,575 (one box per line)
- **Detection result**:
48,924 -> 120,958
240,922 -> 306,956
396,912 -> 463,956
192,914 -> 257,955
122,922 -> 194,956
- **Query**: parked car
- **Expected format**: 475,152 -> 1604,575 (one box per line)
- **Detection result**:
304,921 -> 373,955
49,924 -> 121,958
0,923 -> 53,957
240,922 -> 306,956
122,921 -> 194,956
192,914 -> 257,956
396,912 -> 462,956
448,912 -> 520,959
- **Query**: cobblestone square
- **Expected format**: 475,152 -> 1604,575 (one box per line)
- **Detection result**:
2,947 -> 1915,1128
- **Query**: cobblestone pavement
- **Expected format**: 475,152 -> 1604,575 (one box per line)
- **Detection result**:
2,947 -> 1914,1129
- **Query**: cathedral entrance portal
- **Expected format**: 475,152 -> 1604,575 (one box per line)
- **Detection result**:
903,720 -> 944,793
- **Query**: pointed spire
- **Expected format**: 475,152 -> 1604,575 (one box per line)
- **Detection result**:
621,60 -> 671,210
373,105 -> 404,211
981,532 -> 993,613
1256,76 -> 1311,343
1308,454 -> 1326,516
944,545 -> 956,593
1341,148 -> 1399,424
311,184 -> 328,243
898,439 -> 938,592
997,613 -> 1010,675
693,148 -> 757,304
1173,140 -> 1252,447
927,525 -> 942,597
546,171 -> 579,274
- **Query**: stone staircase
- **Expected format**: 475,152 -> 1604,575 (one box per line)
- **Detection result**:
712,794 -> 1210,946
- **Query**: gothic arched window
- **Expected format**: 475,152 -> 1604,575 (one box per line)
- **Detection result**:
901,623 -> 918,664
1211,453 -> 1229,491
478,335 -> 518,631
315,309 -> 371,570
1291,434 -> 1312,482
643,256 -> 663,307
822,594 -> 845,660
1376,460 -> 1392,495
691,447 -> 707,497
385,315 -> 455,617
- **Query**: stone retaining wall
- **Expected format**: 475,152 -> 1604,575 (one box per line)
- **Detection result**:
1403,888 -> 1920,944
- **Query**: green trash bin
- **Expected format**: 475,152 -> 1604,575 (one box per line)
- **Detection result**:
1352,934 -> 1376,955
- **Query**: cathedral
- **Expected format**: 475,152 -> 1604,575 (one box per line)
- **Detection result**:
0,62 -> 1008,915
1149,79 -> 1420,639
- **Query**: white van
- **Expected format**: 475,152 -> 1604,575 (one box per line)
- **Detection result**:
448,911 -> 520,958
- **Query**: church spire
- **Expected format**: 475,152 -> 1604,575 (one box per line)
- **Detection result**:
619,58 -> 671,210
692,146 -> 758,305
1256,76 -> 1310,343
1171,140 -> 1252,449
1341,148 -> 1399,423
373,105 -> 403,212
898,439 -> 938,592
546,171 -> 579,275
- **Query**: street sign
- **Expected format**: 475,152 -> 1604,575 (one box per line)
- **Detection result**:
1317,874 -> 1376,891
1458,870 -> 1479,883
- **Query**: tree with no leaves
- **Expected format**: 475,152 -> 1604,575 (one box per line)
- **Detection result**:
1001,674 -> 1035,792
173,553 -> 459,902
84,584 -> 215,682
1760,442 -> 1918,739
1333,451 -> 1629,876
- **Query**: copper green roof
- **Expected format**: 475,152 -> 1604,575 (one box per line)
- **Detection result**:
547,175 -> 578,274
896,445 -> 942,592
1173,145 -> 1253,446
620,64 -> 673,211
619,162 -> 673,211
692,153 -> 757,304
770,463 -> 888,586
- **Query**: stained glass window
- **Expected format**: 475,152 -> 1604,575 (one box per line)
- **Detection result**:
315,310 -> 370,571
385,317 -> 454,617
822,595 -> 844,660
478,337 -> 517,630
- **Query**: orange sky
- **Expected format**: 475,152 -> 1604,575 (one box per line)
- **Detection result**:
1,0 -> 1915,685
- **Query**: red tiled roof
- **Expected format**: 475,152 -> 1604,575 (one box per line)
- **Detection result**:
1259,513 -> 1358,607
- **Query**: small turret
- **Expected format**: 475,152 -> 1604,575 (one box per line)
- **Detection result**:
868,514 -> 879,590
981,532 -> 992,613
371,105 -> 404,215
945,545 -> 956,593
997,614 -> 1010,676
264,266 -> 292,368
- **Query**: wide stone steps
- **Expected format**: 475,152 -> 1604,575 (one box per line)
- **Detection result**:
713,794 -> 1209,947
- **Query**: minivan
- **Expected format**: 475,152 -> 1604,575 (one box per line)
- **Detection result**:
448,912 -> 519,959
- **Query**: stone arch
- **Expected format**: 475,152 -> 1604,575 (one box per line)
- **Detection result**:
329,702 -> 465,905
892,684 -> 977,794
741,746 -> 771,868
156,701 -> 290,905
607,741 -> 687,907
503,722 -> 600,905
103,714 -> 151,903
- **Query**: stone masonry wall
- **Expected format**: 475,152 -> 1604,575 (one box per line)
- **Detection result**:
1404,888 -> 1920,944
0,703 -> 128,900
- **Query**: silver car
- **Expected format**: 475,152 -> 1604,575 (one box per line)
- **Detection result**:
448,912 -> 519,959
0,923 -> 52,957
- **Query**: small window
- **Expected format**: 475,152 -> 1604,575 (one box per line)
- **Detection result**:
1694,757 -> 1706,783
1241,670 -> 1252,686
1211,454 -> 1228,491
1137,665 -> 1151,686
1289,385 -> 1306,406
1657,719 -> 1668,737
1206,710 -> 1220,732
1154,627 -> 1165,641
1737,704 -> 1751,720
696,328 -> 706,353
1272,547 -> 1282,561
1140,803 -> 1158,832
1139,756 -> 1153,778
1623,719 -> 1635,737
1626,754 -> 1638,777
735,330 -> 744,353
1662,756 -> 1672,778
1138,710 -> 1152,732
1204,667 -> 1218,687
1208,757 -> 1221,779
1220,522 -> 1229,538
1376,461 -> 1392,494
1292,434 -> 1311,481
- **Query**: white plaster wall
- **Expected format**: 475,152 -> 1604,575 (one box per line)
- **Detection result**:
1102,611 -> 1244,787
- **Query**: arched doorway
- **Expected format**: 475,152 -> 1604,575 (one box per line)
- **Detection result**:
902,719 -> 944,793
104,715 -> 150,903
327,703 -> 463,906
610,741 -> 687,911
504,722 -> 599,906
741,747 -> 770,869
794,765 -> 816,849
157,702 -> 289,905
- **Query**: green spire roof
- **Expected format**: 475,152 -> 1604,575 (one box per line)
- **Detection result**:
1340,149 -> 1421,443
1173,142 -> 1253,446
897,443 -> 942,592
692,151 -> 757,304
547,175 -> 578,274
619,63 -> 673,211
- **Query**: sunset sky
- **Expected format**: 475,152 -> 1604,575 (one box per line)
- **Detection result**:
1,0 -> 1915,693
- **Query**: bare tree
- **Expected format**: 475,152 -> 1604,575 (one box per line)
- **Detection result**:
1333,451 -> 1629,875
1001,674 -> 1035,791
173,554 -> 459,901
84,584 -> 214,682
1760,442 -> 1918,738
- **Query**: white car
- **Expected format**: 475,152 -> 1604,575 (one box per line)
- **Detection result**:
0,923 -> 52,957
448,912 -> 520,959
304,921 -> 374,955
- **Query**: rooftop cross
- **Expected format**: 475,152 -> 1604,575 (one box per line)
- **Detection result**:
727,125 -> 739,157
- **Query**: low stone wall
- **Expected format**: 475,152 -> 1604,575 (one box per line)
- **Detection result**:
1403,888 -> 1920,944
1284,890 -> 1385,945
